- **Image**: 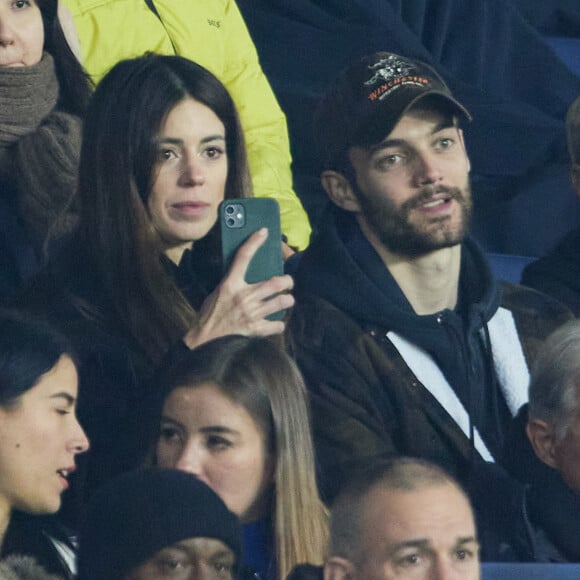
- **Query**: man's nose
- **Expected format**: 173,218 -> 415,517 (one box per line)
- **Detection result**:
415,151 -> 443,186
430,556 -> 462,580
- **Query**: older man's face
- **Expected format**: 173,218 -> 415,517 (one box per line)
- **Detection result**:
552,410 -> 580,493
353,483 -> 480,580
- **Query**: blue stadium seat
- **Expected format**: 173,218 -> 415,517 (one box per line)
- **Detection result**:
482,563 -> 580,579
485,253 -> 535,284
545,37 -> 580,76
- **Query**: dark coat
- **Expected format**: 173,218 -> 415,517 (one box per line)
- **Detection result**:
2,512 -> 76,579
521,227 -> 580,317
0,556 -> 62,580
502,405 -> 580,562
288,208 -> 572,500
16,239 -> 222,526
287,208 -> 572,559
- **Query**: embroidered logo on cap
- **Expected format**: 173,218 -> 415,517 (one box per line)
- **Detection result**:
363,55 -> 432,103
364,55 -> 413,86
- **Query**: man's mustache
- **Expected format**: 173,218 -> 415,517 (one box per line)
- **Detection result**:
403,186 -> 466,211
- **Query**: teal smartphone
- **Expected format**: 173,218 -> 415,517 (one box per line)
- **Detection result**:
219,198 -> 285,321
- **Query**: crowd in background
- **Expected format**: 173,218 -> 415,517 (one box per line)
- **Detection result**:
1,0 -> 580,578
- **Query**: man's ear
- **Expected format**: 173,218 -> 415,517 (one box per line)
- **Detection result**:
323,557 -> 354,580
571,163 -> 580,197
526,419 -> 559,469
321,170 -> 361,213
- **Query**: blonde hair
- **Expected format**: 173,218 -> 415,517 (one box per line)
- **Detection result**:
157,336 -> 329,579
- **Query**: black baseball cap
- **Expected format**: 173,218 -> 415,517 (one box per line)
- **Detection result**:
315,52 -> 472,169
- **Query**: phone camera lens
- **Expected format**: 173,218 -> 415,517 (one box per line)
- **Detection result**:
225,205 -> 235,215
226,217 -> 236,227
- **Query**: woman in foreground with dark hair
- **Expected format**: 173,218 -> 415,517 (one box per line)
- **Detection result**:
0,0 -> 92,299
0,310 -> 89,578
20,53 -> 294,521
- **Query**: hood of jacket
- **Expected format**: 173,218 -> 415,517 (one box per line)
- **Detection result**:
296,204 -> 501,340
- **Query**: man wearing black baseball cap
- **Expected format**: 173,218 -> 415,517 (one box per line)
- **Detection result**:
288,52 -> 571,506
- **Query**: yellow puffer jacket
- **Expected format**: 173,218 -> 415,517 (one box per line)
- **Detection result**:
62,0 -> 311,249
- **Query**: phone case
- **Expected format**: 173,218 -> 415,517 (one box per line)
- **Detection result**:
219,198 -> 284,320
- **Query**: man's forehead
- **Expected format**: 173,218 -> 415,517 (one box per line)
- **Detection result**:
376,107 -> 457,145
360,483 -> 475,539
371,479 -> 469,503
346,110 -> 457,164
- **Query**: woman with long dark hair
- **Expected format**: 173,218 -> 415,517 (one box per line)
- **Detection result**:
20,53 -> 293,522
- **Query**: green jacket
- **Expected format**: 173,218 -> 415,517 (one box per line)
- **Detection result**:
63,0 -> 311,249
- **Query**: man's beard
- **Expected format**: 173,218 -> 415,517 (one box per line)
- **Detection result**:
355,182 -> 473,258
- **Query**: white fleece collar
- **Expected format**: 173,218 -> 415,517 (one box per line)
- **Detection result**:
387,307 -> 529,463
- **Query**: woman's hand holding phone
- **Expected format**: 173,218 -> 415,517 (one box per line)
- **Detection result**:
183,228 -> 294,350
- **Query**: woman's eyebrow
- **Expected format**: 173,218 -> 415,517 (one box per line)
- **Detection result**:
156,135 -> 226,145
200,134 -> 225,144
160,415 -> 185,429
49,392 -> 75,406
156,137 -> 183,146
199,425 -> 239,435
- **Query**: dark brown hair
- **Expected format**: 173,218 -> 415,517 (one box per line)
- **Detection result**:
77,54 -> 251,362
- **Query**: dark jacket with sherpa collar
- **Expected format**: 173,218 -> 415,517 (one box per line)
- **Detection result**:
288,205 -> 571,504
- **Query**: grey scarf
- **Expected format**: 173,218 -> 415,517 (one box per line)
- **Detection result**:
0,53 -> 82,244
0,53 -> 59,154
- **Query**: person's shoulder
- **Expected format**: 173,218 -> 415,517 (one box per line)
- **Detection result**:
500,281 -> 574,320
0,555 -> 62,580
498,282 -> 575,357
61,0 -> 118,17
520,229 -> 580,316
16,241 -> 89,314
289,291 -> 367,351
524,226 -> 580,275
2,513 -> 74,579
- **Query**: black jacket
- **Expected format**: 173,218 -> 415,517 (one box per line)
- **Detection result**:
16,238 -> 222,526
522,227 -> 580,317
2,512 -> 76,579
502,405 -> 580,562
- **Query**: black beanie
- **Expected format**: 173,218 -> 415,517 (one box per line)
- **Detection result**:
77,468 -> 242,580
